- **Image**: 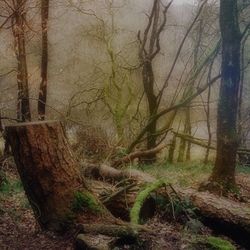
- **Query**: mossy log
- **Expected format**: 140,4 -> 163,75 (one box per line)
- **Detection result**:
77,223 -> 150,237
85,164 -> 250,237
89,178 -> 156,221
85,164 -> 158,220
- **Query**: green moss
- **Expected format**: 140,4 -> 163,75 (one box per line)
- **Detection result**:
130,179 -> 166,224
72,191 -> 103,214
206,236 -> 236,250
194,236 -> 236,250
0,172 -> 23,195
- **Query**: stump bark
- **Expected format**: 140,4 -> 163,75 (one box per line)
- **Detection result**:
5,121 -> 108,231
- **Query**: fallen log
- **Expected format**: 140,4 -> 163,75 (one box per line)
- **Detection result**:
84,163 -> 155,183
111,144 -> 167,168
77,223 -> 151,237
176,188 -> 250,234
75,224 -> 151,250
88,176 -> 156,221
84,163 -> 250,238
75,234 -> 113,250
172,131 -> 250,155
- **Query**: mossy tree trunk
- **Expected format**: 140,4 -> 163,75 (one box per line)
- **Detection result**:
6,121 -> 109,232
210,0 -> 241,189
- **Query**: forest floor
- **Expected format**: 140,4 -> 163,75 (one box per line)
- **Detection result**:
0,158 -> 249,250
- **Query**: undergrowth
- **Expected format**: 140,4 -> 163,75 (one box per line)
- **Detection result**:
138,161 -> 212,187
0,171 -> 23,195
139,161 -> 249,187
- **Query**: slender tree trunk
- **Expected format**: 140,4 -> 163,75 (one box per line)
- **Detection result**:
184,15 -> 203,162
204,84 -> 212,164
238,32 -> 248,147
142,61 -> 158,163
168,135 -> 176,163
210,0 -> 241,188
38,0 -> 49,120
185,108 -> 191,161
177,133 -> 186,162
177,110 -> 191,162
12,0 -> 31,122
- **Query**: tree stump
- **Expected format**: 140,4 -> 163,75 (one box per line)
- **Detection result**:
5,121 -> 107,231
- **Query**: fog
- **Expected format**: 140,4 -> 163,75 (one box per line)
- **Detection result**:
0,0 -> 249,161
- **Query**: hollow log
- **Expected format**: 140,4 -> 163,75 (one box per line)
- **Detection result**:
5,121 -> 111,231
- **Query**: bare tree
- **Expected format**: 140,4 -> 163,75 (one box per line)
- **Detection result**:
137,0 -> 173,162
128,0 -> 220,156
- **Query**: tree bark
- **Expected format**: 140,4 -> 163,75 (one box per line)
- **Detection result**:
210,0 -> 241,188
38,0 -> 49,120
12,0 -> 31,122
5,121 -> 110,232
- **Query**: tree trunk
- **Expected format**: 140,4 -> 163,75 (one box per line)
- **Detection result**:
177,113 -> 190,162
5,121 -> 110,232
168,135 -> 176,163
142,61 -> 158,164
38,0 -> 49,120
177,135 -> 186,162
12,0 -> 31,122
204,83 -> 212,164
210,0 -> 241,188
185,107 -> 192,161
